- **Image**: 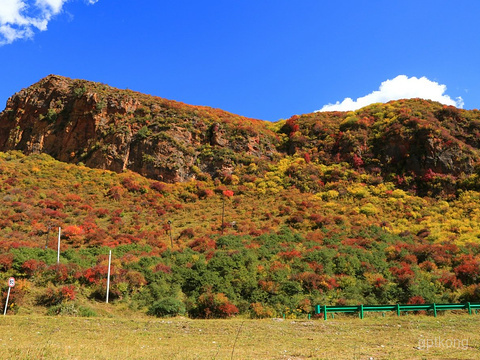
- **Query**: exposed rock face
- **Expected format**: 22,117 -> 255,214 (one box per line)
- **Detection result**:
0,75 -> 279,182
1,76 -> 480,190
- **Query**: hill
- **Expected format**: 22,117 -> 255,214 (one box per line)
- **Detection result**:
2,75 -> 480,194
0,75 -> 278,182
1,76 -> 480,318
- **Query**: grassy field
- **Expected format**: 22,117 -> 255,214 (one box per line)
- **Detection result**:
0,312 -> 479,360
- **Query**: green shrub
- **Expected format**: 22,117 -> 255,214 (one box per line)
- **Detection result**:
78,305 -> 97,317
147,297 -> 185,317
47,303 -> 77,316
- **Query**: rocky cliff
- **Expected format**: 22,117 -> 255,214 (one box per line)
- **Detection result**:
2,75 -> 480,190
0,75 -> 279,182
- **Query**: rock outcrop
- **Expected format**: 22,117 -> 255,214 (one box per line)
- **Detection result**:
2,75 -> 480,191
0,75 -> 279,182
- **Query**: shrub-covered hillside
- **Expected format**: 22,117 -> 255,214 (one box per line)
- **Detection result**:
2,76 -> 480,195
2,76 -> 480,318
1,151 -> 480,318
279,99 -> 480,196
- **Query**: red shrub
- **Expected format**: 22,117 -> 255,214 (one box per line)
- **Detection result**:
373,275 -> 388,288
258,280 -> 279,294
407,295 -> 425,304
285,116 -> 300,135
95,208 -> 110,218
41,200 -> 64,210
195,291 -> 239,318
0,253 -> 13,271
22,259 -> 46,276
119,269 -> 146,288
250,302 -> 275,318
303,152 -> 311,163
286,214 -> 304,225
197,188 -> 214,199
278,249 -> 302,261
107,186 -> 123,200
78,204 -> 93,211
419,261 -> 437,272
45,263 -> 80,283
437,271 -> 463,289
390,262 -> 415,286
454,255 -> 480,284
65,194 -> 82,202
222,190 -> 234,198
188,237 -> 216,252
61,285 -> 76,301
150,181 -> 168,193
402,254 -> 418,265
42,208 -> 68,219
297,272 -> 338,291
83,265 -> 109,284
352,154 -> 364,168
39,285 -> 76,306
179,228 -> 195,239
63,225 -> 84,237
122,177 -> 143,192
153,263 -> 172,274
308,261 -> 324,274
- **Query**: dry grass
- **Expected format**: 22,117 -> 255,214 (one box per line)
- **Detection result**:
1,312 -> 479,359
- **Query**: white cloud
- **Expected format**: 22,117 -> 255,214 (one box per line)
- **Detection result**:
0,0 -> 99,45
317,75 -> 464,112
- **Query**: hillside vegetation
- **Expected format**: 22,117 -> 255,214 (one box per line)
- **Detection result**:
1,76 -> 480,318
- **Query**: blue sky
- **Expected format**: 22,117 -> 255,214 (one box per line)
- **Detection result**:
1,0 -> 480,121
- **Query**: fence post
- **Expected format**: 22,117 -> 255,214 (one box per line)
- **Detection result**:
433,303 -> 437,317
323,305 -> 327,321
360,304 -> 364,319
467,302 -> 472,315
396,304 -> 400,316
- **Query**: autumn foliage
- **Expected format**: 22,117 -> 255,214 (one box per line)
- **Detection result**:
2,95 -> 480,317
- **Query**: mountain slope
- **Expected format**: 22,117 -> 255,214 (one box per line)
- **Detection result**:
2,76 -> 480,317
0,75 -> 278,182
280,99 -> 480,195
2,75 -> 480,195
1,150 -> 480,317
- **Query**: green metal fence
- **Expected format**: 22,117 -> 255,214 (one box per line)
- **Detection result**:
315,303 -> 480,320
